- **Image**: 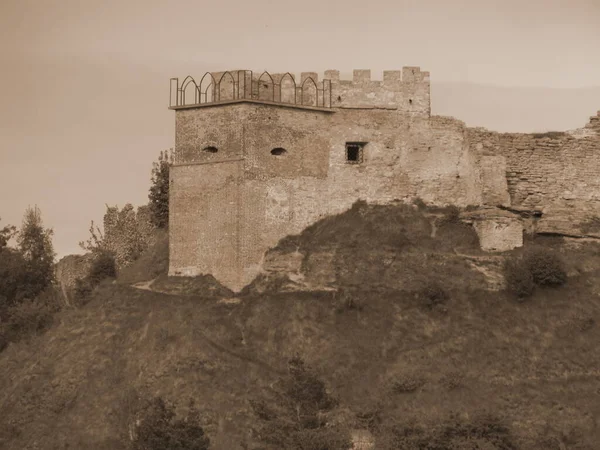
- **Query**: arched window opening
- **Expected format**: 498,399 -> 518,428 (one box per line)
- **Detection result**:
203,146 -> 218,153
271,148 -> 287,156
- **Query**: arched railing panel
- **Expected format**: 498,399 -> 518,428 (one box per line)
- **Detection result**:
217,71 -> 236,102
169,70 -> 332,109
181,76 -> 200,106
199,72 -> 216,104
300,77 -> 318,107
257,71 -> 275,102
279,72 -> 297,105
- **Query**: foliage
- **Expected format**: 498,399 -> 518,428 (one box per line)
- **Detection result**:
130,397 -> 210,450
80,204 -> 153,271
16,206 -> 56,300
0,248 -> 28,308
0,208 -> 55,309
250,357 -> 352,450
419,280 -> 449,309
0,286 -> 61,351
148,149 -> 173,229
504,247 -> 566,299
378,412 -> 518,450
391,375 -> 425,394
0,218 -> 17,249
504,258 -> 535,299
524,247 -> 567,287
74,251 -> 117,303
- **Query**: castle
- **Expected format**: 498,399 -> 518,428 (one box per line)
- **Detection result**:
167,68 -> 600,291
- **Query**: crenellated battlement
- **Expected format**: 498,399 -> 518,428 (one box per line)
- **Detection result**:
169,67 -> 431,115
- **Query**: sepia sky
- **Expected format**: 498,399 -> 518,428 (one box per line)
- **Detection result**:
1,0 -> 600,259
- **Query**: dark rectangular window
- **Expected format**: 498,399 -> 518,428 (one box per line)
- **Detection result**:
346,142 -> 366,164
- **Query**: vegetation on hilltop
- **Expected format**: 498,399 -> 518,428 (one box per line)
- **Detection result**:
148,149 -> 173,229
0,207 -> 59,351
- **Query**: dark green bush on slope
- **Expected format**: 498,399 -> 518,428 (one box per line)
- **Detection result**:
74,251 -> 117,302
504,247 -> 567,299
130,397 -> 210,450
250,357 -> 352,450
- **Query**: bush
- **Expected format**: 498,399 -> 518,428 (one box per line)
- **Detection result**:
392,375 -> 425,394
504,258 -> 535,299
504,247 -> 567,299
74,251 -> 117,303
88,251 -> 117,284
523,248 -> 567,287
379,412 -> 517,450
0,286 -> 61,349
130,397 -> 210,450
250,357 -> 352,450
419,281 -> 449,309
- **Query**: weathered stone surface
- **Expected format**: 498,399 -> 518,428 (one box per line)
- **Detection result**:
464,208 -> 524,252
351,429 -> 375,449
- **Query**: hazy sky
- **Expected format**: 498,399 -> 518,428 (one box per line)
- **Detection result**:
1,0 -> 599,260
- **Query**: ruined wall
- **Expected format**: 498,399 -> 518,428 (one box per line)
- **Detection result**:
468,111 -> 600,234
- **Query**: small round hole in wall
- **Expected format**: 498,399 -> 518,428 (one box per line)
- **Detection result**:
409,99 -> 413,104
271,148 -> 287,156
203,146 -> 218,153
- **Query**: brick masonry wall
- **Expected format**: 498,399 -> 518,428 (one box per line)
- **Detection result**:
170,102 -> 486,291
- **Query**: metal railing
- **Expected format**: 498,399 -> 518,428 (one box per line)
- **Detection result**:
169,70 -> 332,109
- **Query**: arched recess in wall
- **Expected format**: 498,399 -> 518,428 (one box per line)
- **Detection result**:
301,77 -> 318,107
198,72 -> 216,103
257,71 -> 275,102
271,147 -> 287,156
181,76 -> 200,105
203,146 -> 218,153
279,73 -> 297,104
217,71 -> 236,101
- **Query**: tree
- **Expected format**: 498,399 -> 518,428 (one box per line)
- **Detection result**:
0,218 -> 17,250
250,357 -> 352,450
16,206 -> 55,300
148,149 -> 173,229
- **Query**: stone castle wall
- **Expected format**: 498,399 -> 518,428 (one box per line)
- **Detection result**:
467,111 -> 600,235
169,67 -> 600,291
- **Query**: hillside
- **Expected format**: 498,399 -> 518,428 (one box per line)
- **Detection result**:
1,203 -> 600,449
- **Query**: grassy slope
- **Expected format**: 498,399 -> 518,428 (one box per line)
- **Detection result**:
1,205 -> 600,449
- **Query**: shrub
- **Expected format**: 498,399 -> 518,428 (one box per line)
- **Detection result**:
419,281 -> 449,309
0,286 -> 61,349
88,251 -> 117,284
504,247 -> 566,299
503,258 -> 535,299
379,412 -> 518,450
74,251 -> 117,303
250,357 -> 352,450
130,397 -> 210,450
392,375 -> 425,393
523,248 -> 567,287
441,205 -> 461,224
148,149 -> 173,229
